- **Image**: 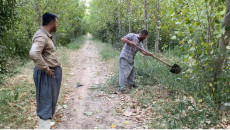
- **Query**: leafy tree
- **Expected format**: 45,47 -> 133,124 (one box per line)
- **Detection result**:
0,0 -> 86,79
0,0 -> 17,73
87,0 -> 230,104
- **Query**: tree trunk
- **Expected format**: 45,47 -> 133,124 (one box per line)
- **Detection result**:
52,5 -> 57,45
118,0 -> 121,35
35,5 -> 42,26
32,0 -> 50,26
127,0 -> 132,33
205,2 -> 214,44
31,0 -> 42,26
144,0 -> 148,50
155,0 -> 160,52
214,0 -> 230,88
118,11 -> 121,34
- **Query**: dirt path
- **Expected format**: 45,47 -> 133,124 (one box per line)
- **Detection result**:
56,36 -> 147,129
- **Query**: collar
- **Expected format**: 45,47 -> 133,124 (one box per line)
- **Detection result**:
136,34 -> 143,42
136,34 -> 140,39
41,27 -> 52,38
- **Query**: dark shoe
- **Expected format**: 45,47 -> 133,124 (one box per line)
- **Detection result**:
132,84 -> 138,88
120,89 -> 129,94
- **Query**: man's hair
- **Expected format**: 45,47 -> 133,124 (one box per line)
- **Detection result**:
42,12 -> 57,26
140,30 -> 148,35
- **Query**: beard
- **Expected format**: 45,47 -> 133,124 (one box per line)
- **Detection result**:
139,38 -> 145,41
50,25 -> 57,32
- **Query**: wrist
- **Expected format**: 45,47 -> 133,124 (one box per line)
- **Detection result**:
45,67 -> 50,73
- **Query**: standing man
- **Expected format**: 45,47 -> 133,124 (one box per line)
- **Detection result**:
119,30 -> 153,93
29,12 -> 62,129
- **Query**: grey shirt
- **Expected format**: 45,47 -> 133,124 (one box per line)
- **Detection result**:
120,33 -> 145,64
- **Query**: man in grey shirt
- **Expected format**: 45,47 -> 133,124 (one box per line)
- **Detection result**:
119,30 -> 153,93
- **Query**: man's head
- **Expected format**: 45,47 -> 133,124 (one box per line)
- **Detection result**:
139,30 -> 148,41
42,12 -> 58,32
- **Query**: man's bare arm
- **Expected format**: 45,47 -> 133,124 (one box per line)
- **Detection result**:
121,38 -> 137,47
140,50 -> 153,56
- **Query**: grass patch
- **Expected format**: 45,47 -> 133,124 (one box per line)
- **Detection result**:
0,83 -> 36,128
0,57 -> 29,84
94,38 -> 221,128
66,35 -> 87,50
0,61 -> 36,129
91,37 -> 120,61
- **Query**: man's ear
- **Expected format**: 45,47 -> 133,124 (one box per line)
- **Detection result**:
50,20 -> 54,25
50,20 -> 55,25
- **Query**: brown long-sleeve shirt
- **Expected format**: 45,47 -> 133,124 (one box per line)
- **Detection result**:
29,27 -> 61,73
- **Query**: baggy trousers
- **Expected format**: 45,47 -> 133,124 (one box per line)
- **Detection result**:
119,58 -> 135,90
33,66 -> 62,120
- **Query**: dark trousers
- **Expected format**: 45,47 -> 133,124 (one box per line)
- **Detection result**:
33,66 -> 62,120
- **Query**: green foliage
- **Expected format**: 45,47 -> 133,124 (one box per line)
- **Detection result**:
96,38 -> 220,128
92,36 -> 120,61
87,0 -> 230,104
0,0 -> 17,38
134,54 -> 220,128
0,82 -> 36,129
66,35 -> 87,50
87,0 -> 126,45
0,43 -> 77,128
0,0 -> 87,79
54,0 -> 87,46
169,0 -> 230,103
0,0 -> 17,74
